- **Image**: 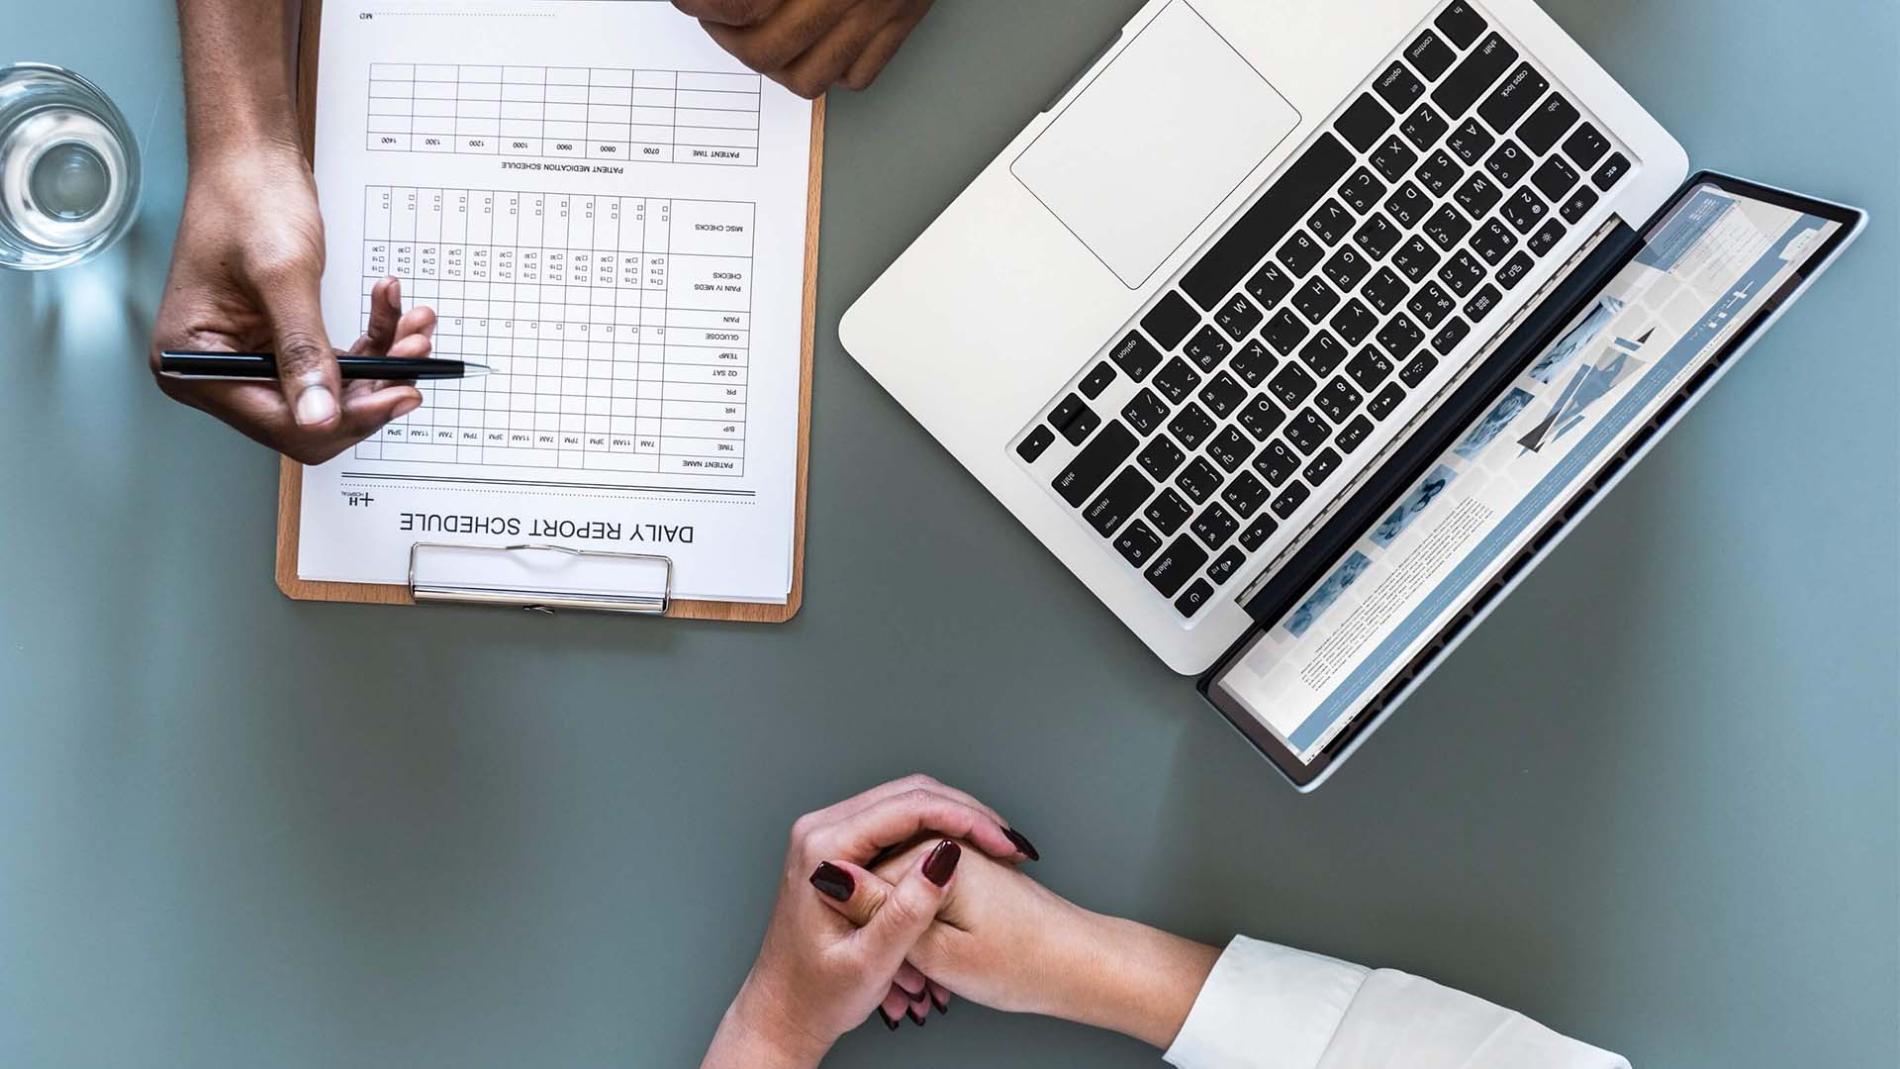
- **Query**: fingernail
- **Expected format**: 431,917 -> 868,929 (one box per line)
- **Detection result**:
877,1008 -> 899,1031
1004,826 -> 1040,861
294,385 -> 337,427
922,840 -> 961,887
906,1007 -> 927,1027
809,861 -> 853,902
931,993 -> 949,1014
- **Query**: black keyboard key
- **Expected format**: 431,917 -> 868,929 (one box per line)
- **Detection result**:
1421,203 -> 1473,251
1115,518 -> 1163,567
1207,546 -> 1247,586
1339,167 -> 1388,215
1080,361 -> 1117,399
1285,408 -> 1329,454
1316,377 -> 1364,423
1485,140 -> 1533,186
1137,435 -> 1186,481
1237,393 -> 1286,440
1145,487 -> 1193,533
1375,61 -> 1427,112
1239,514 -> 1279,552
1391,236 -> 1442,282
1478,63 -> 1548,133
1361,267 -> 1410,315
1050,393 -> 1085,431
1335,415 -> 1374,454
1052,420 -> 1136,505
1174,578 -> 1215,617
1084,467 -> 1154,536
1336,93 -> 1395,152
1199,372 -> 1247,419
1142,292 -> 1200,348
1367,382 -> 1405,420
1527,217 -> 1566,257
1453,171 -> 1503,217
1153,356 -> 1202,404
1400,351 -> 1439,387
1307,200 -> 1354,246
1369,135 -> 1419,184
1180,133 -> 1354,309
1322,247 -> 1371,292
1184,324 -> 1233,372
1060,403 -> 1099,445
1346,346 -> 1395,392
1230,339 -> 1276,388
1221,472 -> 1269,518
1559,185 -> 1599,225
1415,149 -> 1465,197
1299,332 -> 1347,377
1470,217 -> 1517,265
1446,117 -> 1495,165
1253,440 -> 1300,486
1384,181 -> 1432,228
1261,308 -> 1310,355
1465,283 -> 1502,323
1269,361 -> 1318,408
1245,262 -> 1294,309
1017,425 -> 1055,462
1593,152 -> 1631,190
1121,388 -> 1170,436
1292,277 -> 1340,323
1431,315 -> 1471,355
1406,29 -> 1457,80
1214,293 -> 1264,341
1502,187 -> 1548,234
1531,155 -> 1580,201
1377,313 -> 1426,360
1109,330 -> 1163,381
1353,213 -> 1402,260
1270,480 -> 1312,519
1497,251 -> 1535,289
1400,104 -> 1450,150
1519,92 -> 1580,155
1439,249 -> 1486,297
1176,457 -> 1222,504
1278,230 -> 1325,276
1168,403 -> 1217,450
1436,1 -> 1488,48
1407,280 -> 1456,329
1145,535 -> 1208,597
1331,299 -> 1378,347
1192,502 -> 1239,550
1564,123 -> 1611,169
1434,32 -> 1517,118
1303,447 -> 1342,485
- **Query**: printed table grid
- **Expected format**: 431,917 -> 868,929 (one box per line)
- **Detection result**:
366,64 -> 763,166
355,185 -> 756,477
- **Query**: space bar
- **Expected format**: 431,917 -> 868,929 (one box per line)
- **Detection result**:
1179,132 -> 1355,310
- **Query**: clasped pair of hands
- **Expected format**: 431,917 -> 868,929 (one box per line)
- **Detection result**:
152,0 -> 933,463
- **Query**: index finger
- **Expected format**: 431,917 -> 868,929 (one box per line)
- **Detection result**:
804,790 -> 1018,865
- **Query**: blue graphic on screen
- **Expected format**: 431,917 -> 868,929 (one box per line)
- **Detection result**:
1518,336 -> 1650,452
1455,390 -> 1534,459
1286,551 -> 1372,637
1527,295 -> 1624,384
1370,464 -> 1458,548
1636,188 -> 1736,271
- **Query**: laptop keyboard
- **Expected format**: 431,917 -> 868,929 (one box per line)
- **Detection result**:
1015,0 -> 1631,622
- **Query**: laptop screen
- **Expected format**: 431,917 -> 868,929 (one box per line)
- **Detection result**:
1209,178 -> 1855,773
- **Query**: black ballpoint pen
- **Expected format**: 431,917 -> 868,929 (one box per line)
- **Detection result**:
157,351 -> 490,381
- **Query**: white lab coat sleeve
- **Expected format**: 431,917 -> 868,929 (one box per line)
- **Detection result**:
1163,937 -> 1629,1069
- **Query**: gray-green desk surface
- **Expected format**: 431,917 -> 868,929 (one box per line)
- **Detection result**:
3,2 -> 1895,1065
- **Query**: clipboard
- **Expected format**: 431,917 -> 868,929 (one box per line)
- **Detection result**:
275,0 -> 821,622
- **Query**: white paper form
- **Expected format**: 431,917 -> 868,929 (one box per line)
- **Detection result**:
298,1 -> 813,603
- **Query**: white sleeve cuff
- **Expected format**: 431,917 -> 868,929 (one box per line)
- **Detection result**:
1163,936 -> 1369,1069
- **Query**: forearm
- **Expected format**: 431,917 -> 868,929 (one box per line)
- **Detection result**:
1044,907 -> 1222,1051
176,0 -> 304,160
699,970 -> 832,1069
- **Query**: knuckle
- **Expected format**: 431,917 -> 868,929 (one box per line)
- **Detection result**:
275,330 -> 331,372
788,811 -> 820,843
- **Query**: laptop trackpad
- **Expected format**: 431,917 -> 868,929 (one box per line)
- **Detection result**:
1012,1 -> 1299,289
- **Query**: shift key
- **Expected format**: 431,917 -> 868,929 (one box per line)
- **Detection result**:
1053,420 -> 1137,506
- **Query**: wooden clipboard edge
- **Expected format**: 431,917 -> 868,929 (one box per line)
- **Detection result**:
276,2 -> 819,623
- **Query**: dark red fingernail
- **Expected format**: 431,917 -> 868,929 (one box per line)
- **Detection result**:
877,1007 -> 899,1031
809,862 -> 853,902
907,1007 -> 927,1026
1004,826 -> 1040,861
923,840 -> 961,887
931,992 -> 949,1014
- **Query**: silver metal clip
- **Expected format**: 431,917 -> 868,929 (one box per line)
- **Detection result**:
407,542 -> 673,616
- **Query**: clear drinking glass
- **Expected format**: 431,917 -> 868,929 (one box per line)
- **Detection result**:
0,62 -> 141,270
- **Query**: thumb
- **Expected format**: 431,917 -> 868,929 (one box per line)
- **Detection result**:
852,841 -> 960,976
261,269 -> 343,430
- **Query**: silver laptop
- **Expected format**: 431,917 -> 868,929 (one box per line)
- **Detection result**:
841,0 -> 1862,786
